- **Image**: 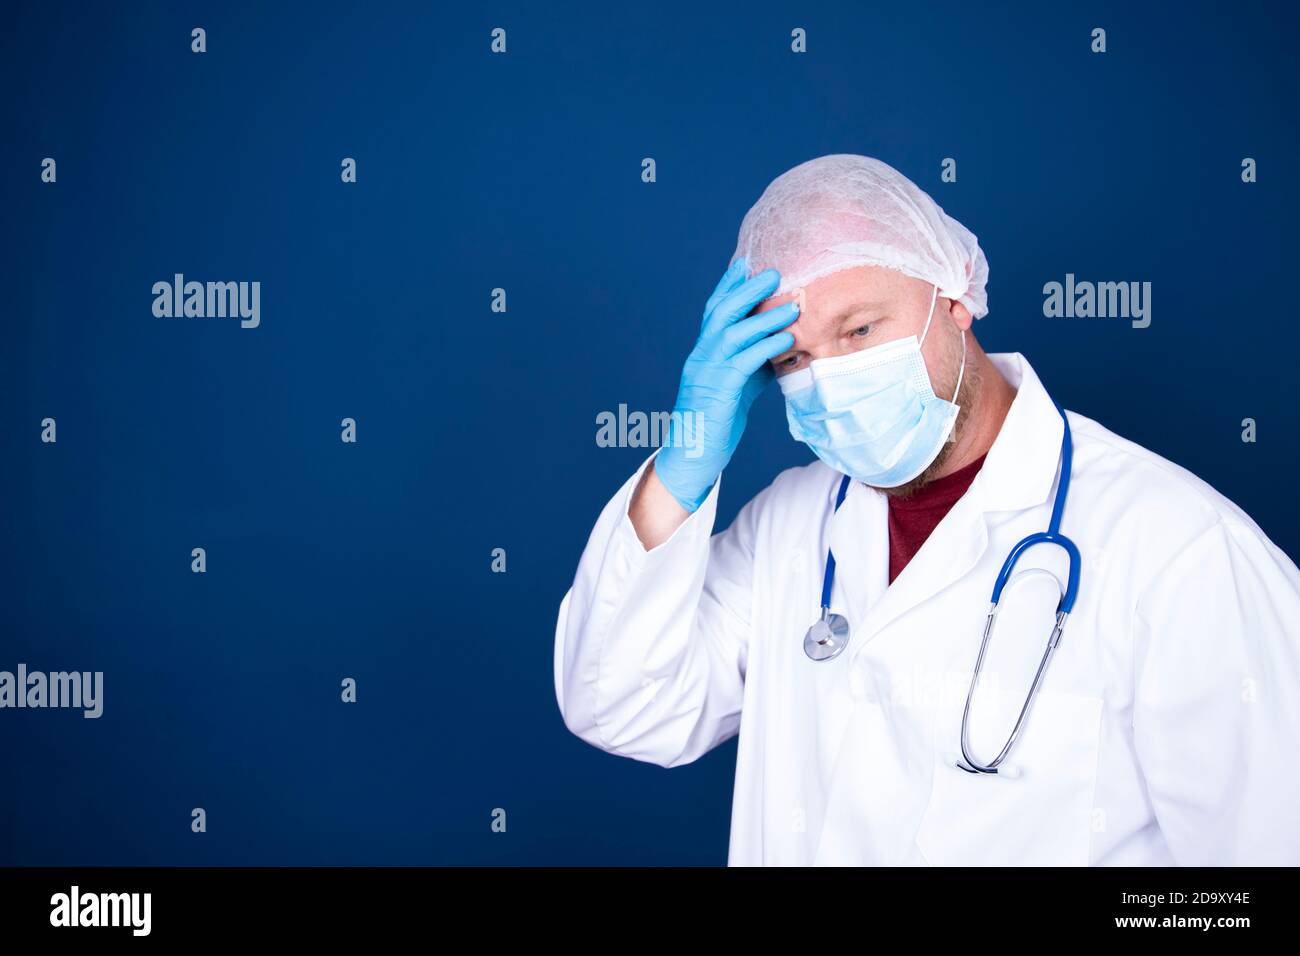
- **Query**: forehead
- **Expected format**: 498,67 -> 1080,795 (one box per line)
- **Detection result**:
753,264 -> 925,318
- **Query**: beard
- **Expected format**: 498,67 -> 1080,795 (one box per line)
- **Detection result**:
877,341 -> 982,500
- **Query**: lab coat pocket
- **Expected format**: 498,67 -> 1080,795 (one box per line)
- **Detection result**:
914,689 -> 1103,866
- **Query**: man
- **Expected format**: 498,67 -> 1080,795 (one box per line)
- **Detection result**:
553,154 -> 1300,865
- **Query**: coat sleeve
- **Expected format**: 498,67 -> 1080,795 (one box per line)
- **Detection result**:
554,451 -> 758,768
1132,517 -> 1300,864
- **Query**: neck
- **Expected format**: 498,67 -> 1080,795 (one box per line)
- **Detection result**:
933,345 -> 1015,480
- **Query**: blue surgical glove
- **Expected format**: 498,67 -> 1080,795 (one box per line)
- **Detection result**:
654,259 -> 799,512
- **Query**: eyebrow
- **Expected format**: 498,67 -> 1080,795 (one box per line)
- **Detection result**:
829,300 -> 889,327
770,299 -> 890,364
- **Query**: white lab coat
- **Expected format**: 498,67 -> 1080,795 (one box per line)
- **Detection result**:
554,353 -> 1300,865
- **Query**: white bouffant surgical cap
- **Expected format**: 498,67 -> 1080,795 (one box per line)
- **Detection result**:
730,154 -> 990,319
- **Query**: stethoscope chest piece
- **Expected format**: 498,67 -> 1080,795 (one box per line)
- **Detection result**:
804,607 -> 850,661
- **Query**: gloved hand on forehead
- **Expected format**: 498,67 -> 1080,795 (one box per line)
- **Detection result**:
653,258 -> 799,513
730,153 -> 990,320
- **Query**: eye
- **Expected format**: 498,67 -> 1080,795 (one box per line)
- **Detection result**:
850,323 -> 872,338
776,353 -> 801,370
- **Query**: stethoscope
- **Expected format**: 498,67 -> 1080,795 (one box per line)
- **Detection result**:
803,402 -> 1081,775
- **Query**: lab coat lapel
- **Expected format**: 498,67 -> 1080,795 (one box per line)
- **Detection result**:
853,484 -> 991,651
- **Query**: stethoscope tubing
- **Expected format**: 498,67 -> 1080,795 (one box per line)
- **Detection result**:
808,402 -> 1081,775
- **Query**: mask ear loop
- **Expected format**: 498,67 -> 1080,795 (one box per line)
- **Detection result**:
919,283 -> 968,404
918,283 -> 940,346
951,328 -> 967,403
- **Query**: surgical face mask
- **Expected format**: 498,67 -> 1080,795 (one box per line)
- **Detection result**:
777,284 -> 966,488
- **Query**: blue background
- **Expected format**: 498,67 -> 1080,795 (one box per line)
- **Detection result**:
2,0 -> 1297,865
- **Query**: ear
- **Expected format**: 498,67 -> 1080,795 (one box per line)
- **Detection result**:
947,298 -> 974,331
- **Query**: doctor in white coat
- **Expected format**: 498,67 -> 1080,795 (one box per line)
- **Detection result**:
554,154 -> 1300,866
